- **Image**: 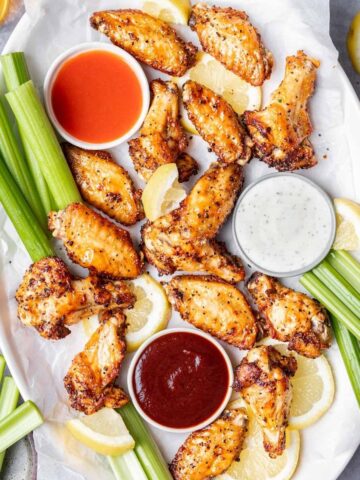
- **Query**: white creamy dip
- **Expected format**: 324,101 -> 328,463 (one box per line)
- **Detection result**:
234,174 -> 335,275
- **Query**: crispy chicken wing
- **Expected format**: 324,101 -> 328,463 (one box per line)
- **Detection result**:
247,273 -> 331,358
63,143 -> 143,226
129,80 -> 198,182
234,346 -> 297,458
90,9 -> 197,76
64,309 -> 129,415
48,203 -> 143,279
170,408 -> 248,480
142,163 -> 245,283
190,3 -> 273,86
165,275 -> 257,349
16,257 -> 135,340
182,81 -> 252,165
244,51 -> 319,171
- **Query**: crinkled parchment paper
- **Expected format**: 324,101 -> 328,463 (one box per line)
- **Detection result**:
0,1 -> 359,479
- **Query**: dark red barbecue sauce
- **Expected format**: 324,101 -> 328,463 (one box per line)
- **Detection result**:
132,331 -> 229,429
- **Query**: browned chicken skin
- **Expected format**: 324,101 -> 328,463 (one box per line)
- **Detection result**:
234,346 -> 297,458
129,79 -> 198,182
247,273 -> 331,358
189,3 -> 273,86
170,408 -> 248,480
244,51 -> 319,171
182,80 -> 252,165
90,9 -> 197,76
165,275 -> 257,349
142,163 -> 245,283
16,257 -> 135,340
63,143 -> 144,226
48,203 -> 143,279
64,309 -> 129,415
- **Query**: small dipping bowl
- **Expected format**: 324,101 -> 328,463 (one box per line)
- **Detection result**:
232,173 -> 336,277
44,42 -> 150,149
127,328 -> 234,433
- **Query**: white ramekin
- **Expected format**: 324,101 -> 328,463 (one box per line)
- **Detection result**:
127,327 -> 234,434
43,42 -> 150,150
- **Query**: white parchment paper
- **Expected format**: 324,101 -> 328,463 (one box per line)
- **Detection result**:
0,1 -> 359,479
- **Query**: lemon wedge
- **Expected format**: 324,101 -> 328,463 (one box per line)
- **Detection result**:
143,0 -> 191,25
178,53 -> 262,134
333,198 -> 360,250
124,274 -> 171,352
0,0 -> 9,24
142,163 -> 186,221
347,11 -> 360,74
66,408 -> 135,456
218,398 -> 300,480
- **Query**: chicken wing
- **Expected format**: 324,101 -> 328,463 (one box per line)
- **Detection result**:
244,51 -> 319,171
48,203 -> 143,279
247,273 -> 331,358
234,346 -> 297,458
64,309 -> 129,415
170,408 -> 248,480
182,81 -> 252,165
142,163 -> 245,283
16,257 -> 135,340
190,3 -> 273,86
129,79 -> 198,182
90,9 -> 197,76
63,143 -> 143,226
165,275 -> 257,349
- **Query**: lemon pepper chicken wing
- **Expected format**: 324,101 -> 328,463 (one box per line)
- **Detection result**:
141,163 -> 245,283
170,408 -> 248,480
182,81 -> 252,165
48,203 -> 143,279
165,275 -> 257,349
90,9 -> 197,76
244,51 -> 319,171
234,346 -> 297,458
63,143 -> 144,226
64,309 -> 129,415
15,257 -> 135,340
190,3 -> 273,86
247,273 -> 331,358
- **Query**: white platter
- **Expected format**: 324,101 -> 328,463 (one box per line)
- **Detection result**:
0,1 -> 360,479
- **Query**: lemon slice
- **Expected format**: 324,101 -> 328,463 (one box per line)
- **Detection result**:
125,274 -> 171,352
143,0 -> 191,25
218,398 -> 300,480
0,0 -> 9,24
142,163 -> 186,221
333,198 -> 360,250
178,53 -> 262,134
347,11 -> 360,74
66,408 -> 135,456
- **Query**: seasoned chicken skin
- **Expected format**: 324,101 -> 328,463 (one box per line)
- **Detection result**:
129,80 -> 198,182
90,9 -> 197,76
16,257 -> 135,340
170,408 -> 248,480
183,81 -> 252,165
142,163 -> 245,283
63,143 -> 143,226
64,309 -> 129,415
190,3 -> 273,86
244,51 -> 319,171
247,273 -> 331,358
234,346 -> 297,458
48,203 -> 143,279
165,275 -> 257,349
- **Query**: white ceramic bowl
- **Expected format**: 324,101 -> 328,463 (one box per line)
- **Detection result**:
43,42 -> 150,150
127,328 -> 234,433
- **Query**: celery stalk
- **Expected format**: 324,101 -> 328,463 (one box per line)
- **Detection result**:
0,53 -> 30,91
0,357 -> 5,383
327,250 -> 360,293
0,377 -> 20,470
6,81 -> 81,210
118,404 -> 172,480
108,451 -> 148,480
0,400 -> 43,452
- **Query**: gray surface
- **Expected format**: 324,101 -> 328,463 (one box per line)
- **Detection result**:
0,1 -> 359,479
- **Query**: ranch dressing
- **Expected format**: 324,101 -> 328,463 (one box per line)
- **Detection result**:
234,174 -> 335,275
